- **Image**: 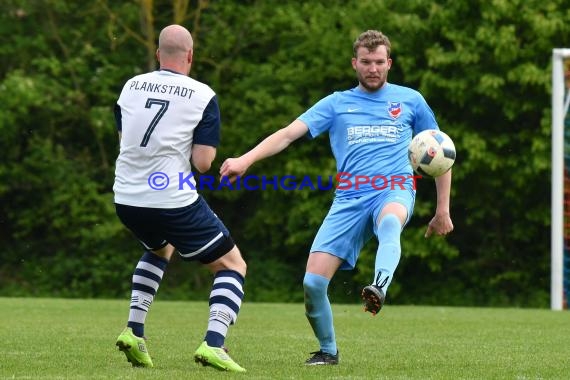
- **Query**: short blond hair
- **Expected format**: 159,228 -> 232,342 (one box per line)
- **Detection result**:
353,30 -> 391,58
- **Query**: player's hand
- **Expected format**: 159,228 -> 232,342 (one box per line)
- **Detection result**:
220,157 -> 250,183
425,212 -> 453,238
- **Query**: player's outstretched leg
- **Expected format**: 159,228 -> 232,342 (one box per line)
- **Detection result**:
364,213 -> 401,315
116,327 -> 153,367
361,284 -> 385,316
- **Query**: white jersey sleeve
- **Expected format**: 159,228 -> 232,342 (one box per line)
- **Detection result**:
113,69 -> 219,208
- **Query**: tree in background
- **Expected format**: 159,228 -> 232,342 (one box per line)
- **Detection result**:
0,0 -> 568,307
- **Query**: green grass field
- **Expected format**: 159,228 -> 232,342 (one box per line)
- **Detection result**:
1,297 -> 569,379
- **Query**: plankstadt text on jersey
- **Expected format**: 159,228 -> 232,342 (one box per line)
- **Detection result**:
129,80 -> 196,99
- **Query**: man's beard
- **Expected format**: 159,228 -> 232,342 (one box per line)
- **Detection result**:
357,72 -> 386,92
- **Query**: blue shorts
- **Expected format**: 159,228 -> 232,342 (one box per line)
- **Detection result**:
310,188 -> 415,270
115,195 -> 235,263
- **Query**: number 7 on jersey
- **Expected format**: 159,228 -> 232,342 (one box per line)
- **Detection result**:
140,98 -> 170,147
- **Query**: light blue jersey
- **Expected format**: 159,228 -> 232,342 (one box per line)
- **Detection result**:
299,83 -> 439,199
301,83 -> 440,271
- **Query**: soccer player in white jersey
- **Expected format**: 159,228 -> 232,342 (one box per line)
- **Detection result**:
113,24 -> 247,372
220,30 -> 453,365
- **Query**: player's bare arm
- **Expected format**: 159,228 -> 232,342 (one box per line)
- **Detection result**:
220,119 -> 309,182
192,144 -> 217,173
425,169 -> 453,238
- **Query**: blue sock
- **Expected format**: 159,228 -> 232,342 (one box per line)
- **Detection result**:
303,272 -> 336,355
374,214 -> 402,295
127,251 -> 169,337
204,270 -> 245,347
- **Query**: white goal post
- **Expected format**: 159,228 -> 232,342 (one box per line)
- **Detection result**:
551,48 -> 570,310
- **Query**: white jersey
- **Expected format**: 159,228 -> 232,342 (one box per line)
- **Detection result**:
113,69 -> 220,208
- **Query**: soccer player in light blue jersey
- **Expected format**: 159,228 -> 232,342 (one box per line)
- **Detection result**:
220,30 -> 453,365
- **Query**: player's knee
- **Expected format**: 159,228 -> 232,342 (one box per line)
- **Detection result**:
233,249 -> 247,277
303,272 -> 329,296
209,246 -> 247,277
224,248 -> 247,276
151,244 -> 175,260
378,213 -> 402,235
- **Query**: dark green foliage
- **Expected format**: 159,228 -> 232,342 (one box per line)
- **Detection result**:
1,0 -> 568,306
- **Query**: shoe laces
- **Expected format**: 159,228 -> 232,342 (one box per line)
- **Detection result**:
309,350 -> 334,359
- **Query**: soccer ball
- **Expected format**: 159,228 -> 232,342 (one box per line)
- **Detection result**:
408,129 -> 456,178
